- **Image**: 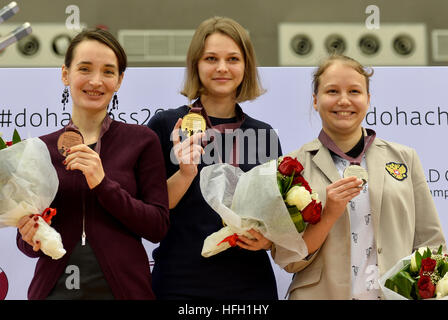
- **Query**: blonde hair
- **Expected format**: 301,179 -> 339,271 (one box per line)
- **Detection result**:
181,16 -> 264,102
312,54 -> 373,94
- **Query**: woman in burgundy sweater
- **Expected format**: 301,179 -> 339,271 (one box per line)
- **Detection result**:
16,29 -> 169,299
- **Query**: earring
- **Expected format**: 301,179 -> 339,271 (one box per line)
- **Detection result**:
61,87 -> 69,111
109,92 -> 118,116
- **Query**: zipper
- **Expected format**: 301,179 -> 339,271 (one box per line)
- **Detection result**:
82,220 -> 86,246
81,188 -> 86,246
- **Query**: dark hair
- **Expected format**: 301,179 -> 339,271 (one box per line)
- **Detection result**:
312,54 -> 373,94
64,28 -> 127,75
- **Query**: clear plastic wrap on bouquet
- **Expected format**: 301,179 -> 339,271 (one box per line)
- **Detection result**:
378,255 -> 412,300
200,161 -> 308,267
0,137 -> 66,259
379,253 -> 448,300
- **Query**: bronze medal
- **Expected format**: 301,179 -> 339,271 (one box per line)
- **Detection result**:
181,112 -> 206,137
57,130 -> 84,157
343,165 -> 368,186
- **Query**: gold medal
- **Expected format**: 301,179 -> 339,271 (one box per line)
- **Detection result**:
181,112 -> 206,137
57,130 -> 84,157
343,165 -> 368,186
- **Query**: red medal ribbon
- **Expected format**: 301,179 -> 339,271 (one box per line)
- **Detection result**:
318,128 -> 376,165
217,233 -> 239,247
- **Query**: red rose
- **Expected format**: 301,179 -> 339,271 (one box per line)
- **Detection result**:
301,200 -> 322,224
278,157 -> 304,176
417,275 -> 436,299
5,141 -> 12,147
293,175 -> 312,193
420,257 -> 437,275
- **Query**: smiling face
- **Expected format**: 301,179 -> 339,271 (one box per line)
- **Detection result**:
62,40 -> 123,114
313,61 -> 370,141
197,32 -> 245,100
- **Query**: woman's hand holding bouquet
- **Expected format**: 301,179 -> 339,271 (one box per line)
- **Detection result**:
0,131 -> 65,259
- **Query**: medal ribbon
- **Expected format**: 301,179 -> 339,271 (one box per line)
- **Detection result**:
188,99 -> 245,167
318,128 -> 376,165
65,114 -> 112,154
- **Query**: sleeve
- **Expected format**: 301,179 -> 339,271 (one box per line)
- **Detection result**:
147,111 -> 177,176
93,128 -> 170,243
411,148 -> 447,251
274,128 -> 283,158
147,111 -> 165,142
260,124 -> 283,162
271,243 -> 319,273
147,111 -> 170,158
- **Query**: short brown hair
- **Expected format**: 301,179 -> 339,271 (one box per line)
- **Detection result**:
312,55 -> 373,94
181,16 -> 264,102
64,28 -> 127,75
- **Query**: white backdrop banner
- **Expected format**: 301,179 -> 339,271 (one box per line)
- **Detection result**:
0,67 -> 448,299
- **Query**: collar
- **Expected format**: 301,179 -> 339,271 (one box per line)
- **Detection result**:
191,98 -> 245,132
65,114 -> 113,154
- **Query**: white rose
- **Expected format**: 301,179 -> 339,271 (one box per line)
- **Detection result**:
436,273 -> 448,299
410,247 -> 429,273
311,192 -> 320,203
285,185 -> 312,211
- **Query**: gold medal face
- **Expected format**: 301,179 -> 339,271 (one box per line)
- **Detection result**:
181,112 -> 206,137
57,130 -> 84,157
343,165 -> 368,186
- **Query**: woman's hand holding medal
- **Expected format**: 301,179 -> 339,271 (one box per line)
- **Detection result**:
172,118 -> 205,179
64,144 -> 105,189
57,130 -> 105,189
324,176 -> 363,220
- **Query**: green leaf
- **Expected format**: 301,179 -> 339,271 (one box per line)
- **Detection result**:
287,206 -> 299,215
284,172 -> 294,193
438,245 -> 443,255
288,206 -> 305,233
384,261 -> 416,300
439,262 -> 448,278
277,176 -> 284,196
415,251 -> 423,273
12,129 -> 21,144
423,247 -> 432,259
0,138 -> 6,150
279,175 -> 289,196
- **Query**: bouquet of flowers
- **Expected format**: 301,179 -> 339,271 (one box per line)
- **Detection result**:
277,156 -> 322,233
379,245 -> 448,299
0,130 -> 66,260
199,156 -> 320,267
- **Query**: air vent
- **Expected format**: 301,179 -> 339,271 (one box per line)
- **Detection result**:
0,23 -> 84,67
279,23 -> 427,66
432,30 -> 448,61
118,29 -> 194,62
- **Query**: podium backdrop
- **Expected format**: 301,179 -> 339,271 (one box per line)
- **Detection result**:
1,66 -> 448,299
